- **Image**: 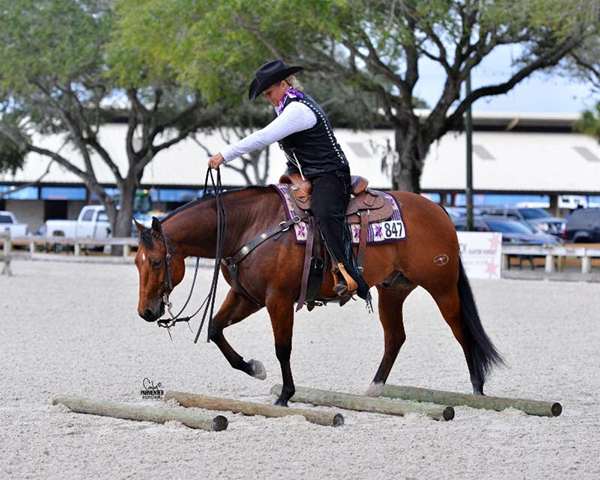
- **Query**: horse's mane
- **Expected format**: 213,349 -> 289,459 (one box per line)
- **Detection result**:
160,186 -> 269,224
138,186 -> 273,250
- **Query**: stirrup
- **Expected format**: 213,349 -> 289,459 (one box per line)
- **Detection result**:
335,263 -> 358,293
333,281 -> 349,296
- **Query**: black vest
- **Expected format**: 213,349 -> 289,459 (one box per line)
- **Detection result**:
278,94 -> 349,177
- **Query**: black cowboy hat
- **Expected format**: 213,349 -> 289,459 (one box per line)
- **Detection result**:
248,60 -> 303,101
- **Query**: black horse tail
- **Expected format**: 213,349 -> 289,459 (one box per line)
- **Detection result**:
457,257 -> 505,385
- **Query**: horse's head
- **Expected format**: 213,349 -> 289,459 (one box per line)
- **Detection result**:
134,217 -> 186,322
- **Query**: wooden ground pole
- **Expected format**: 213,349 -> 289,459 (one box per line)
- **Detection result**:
165,391 -> 344,427
270,385 -> 454,421
52,395 -> 228,431
381,385 -> 562,417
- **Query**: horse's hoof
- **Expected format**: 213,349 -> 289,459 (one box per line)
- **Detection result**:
249,359 -> 267,380
364,381 -> 384,397
274,397 -> 288,407
472,385 -> 484,396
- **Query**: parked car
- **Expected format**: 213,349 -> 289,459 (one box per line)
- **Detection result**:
41,205 -> 110,239
563,208 -> 600,243
478,206 -> 565,237
453,216 -> 562,245
0,211 -> 29,236
443,206 -> 484,220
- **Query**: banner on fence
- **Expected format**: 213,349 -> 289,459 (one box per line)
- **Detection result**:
457,232 -> 502,279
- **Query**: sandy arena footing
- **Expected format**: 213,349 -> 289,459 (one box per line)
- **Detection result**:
1,260 -> 598,479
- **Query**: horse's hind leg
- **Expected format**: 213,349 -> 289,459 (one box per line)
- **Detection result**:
432,287 -> 484,394
430,260 -> 504,395
208,289 -> 265,379
365,281 -> 416,397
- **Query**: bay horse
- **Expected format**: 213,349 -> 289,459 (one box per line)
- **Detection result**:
134,185 -> 503,406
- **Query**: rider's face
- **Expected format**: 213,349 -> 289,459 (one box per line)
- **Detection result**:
263,80 -> 289,107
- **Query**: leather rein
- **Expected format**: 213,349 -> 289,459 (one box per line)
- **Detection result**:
155,168 -> 226,341
154,169 -> 310,340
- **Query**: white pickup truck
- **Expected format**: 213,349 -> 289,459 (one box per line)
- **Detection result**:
0,211 -> 29,236
42,205 -> 111,239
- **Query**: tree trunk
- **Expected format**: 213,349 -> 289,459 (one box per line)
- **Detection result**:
392,125 -> 427,193
104,177 -> 136,256
114,179 -> 136,238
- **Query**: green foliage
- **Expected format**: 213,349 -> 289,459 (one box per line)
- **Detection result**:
0,0 -> 237,234
1,0 -> 596,192
0,0 -> 112,92
109,0 -> 265,104
575,103 -> 600,143
0,134 -> 25,174
109,0 -> 393,124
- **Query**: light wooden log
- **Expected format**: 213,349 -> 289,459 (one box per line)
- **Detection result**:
1,256 -> 11,276
270,385 -> 454,421
1,234 -> 12,276
52,395 -> 228,431
381,384 -> 562,417
165,391 -> 344,427
581,255 -> 591,274
545,253 -> 554,273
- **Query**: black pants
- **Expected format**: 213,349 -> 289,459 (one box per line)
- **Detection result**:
308,169 -> 370,299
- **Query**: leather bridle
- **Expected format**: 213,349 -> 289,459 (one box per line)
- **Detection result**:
152,168 -> 226,343
156,229 -> 201,336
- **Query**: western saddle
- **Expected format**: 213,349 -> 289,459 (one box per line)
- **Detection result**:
279,173 -> 393,311
279,173 -> 393,224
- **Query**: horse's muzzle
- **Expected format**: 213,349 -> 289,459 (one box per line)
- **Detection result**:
140,299 -> 165,322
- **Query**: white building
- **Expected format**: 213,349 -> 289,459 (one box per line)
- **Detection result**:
1,112 -> 599,232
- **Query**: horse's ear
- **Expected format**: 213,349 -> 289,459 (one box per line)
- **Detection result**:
133,219 -> 145,235
151,217 -> 162,237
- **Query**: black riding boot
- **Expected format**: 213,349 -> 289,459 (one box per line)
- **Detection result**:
309,170 -> 371,303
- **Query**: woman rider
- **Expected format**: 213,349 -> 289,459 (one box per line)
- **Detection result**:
208,59 -> 370,304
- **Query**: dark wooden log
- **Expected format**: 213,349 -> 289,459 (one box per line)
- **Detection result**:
52,395 -> 228,431
165,391 -> 344,427
270,385 -> 454,421
382,385 -> 562,417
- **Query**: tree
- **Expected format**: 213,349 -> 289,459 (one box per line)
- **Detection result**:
566,33 -> 600,91
564,34 -> 600,143
0,130 -> 26,175
0,0 -> 219,237
185,0 -> 598,192
111,0 -> 410,184
575,102 -> 600,142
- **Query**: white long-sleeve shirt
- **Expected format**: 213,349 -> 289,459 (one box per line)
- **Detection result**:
220,102 -> 317,163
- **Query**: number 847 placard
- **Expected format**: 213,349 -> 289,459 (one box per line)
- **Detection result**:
381,220 -> 406,240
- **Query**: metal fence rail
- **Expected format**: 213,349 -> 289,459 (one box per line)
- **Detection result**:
1,234 -> 139,259
3,234 -> 600,280
502,244 -> 600,274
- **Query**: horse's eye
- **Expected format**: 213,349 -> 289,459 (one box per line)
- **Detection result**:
152,259 -> 162,269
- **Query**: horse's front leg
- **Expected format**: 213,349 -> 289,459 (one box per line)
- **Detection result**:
265,292 -> 296,407
208,289 -> 265,379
